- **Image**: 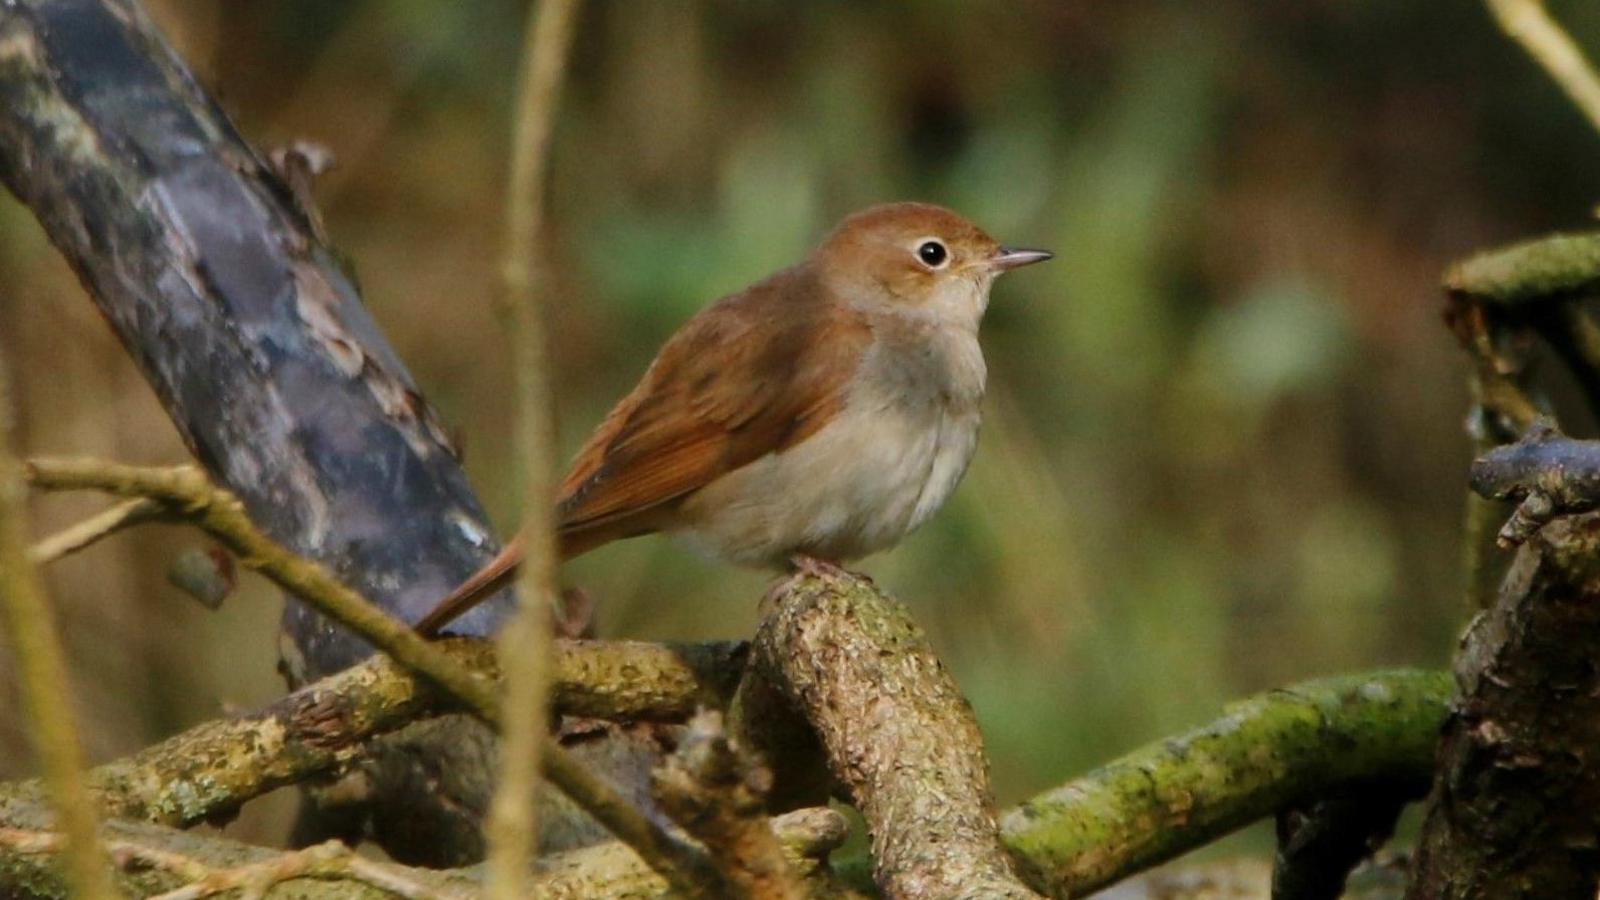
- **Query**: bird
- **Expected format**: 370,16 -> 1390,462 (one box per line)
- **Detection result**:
414,202 -> 1051,636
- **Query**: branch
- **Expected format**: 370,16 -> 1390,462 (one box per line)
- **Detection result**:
1000,670 -> 1449,898
1486,0 -> 1600,138
748,571 -> 1043,899
1468,420 -> 1600,546
27,497 -> 165,565
652,711 -> 808,899
0,0 -> 524,864
0,636 -> 735,831
487,0 -> 582,895
0,366 -> 116,900
0,795 -> 851,900
1408,510 -> 1600,895
1446,232 -> 1600,306
23,456 -> 714,887
1271,778 -> 1419,900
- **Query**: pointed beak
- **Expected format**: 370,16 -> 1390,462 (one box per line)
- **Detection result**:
991,246 -> 1054,271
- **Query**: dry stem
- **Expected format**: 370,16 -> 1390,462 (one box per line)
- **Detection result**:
487,0 -> 584,896
0,368 -> 117,900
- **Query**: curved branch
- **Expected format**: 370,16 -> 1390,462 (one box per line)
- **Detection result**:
749,571 -> 1044,899
999,670 -> 1449,897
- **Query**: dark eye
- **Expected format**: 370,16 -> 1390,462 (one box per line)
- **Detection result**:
916,240 -> 948,267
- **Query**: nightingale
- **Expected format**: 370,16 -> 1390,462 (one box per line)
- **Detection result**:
415,202 -> 1051,636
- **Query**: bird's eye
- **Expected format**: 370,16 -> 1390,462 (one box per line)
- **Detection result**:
916,240 -> 948,268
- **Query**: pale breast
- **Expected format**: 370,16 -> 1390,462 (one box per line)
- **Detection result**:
671,325 -> 985,568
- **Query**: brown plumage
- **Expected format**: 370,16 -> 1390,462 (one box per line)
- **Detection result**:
415,202 -> 1050,636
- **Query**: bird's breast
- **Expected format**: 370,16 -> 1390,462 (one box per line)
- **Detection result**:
672,326 -> 984,567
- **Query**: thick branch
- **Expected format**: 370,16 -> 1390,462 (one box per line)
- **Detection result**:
0,637 -> 743,831
1408,513 -> 1600,898
749,571 -> 1043,900
1000,670 -> 1449,898
0,0 -> 519,864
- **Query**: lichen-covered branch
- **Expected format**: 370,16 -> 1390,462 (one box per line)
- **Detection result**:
0,637 -> 743,834
653,711 -> 808,899
749,571 -> 1043,900
1000,670 -> 1449,898
1407,513 -> 1600,899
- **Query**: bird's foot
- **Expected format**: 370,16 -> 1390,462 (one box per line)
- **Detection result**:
788,554 -> 853,581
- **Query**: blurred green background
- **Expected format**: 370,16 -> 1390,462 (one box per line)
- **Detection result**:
4,0 -> 1600,863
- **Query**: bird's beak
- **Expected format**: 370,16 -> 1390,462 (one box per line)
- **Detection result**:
990,246 -> 1054,271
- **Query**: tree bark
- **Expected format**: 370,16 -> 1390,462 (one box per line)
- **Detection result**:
0,0 -> 513,864
1407,513 -> 1600,899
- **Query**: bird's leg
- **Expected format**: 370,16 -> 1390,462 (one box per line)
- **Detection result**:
788,553 -> 852,580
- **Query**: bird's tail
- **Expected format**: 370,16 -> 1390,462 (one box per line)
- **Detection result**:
414,535 -> 524,637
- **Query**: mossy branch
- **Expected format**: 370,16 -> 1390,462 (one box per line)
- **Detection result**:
999,670 -> 1449,898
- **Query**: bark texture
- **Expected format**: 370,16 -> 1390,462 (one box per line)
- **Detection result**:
0,0 -> 521,864
1407,514 -> 1600,899
749,571 -> 1044,900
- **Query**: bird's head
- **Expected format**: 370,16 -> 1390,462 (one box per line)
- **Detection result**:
813,202 -> 1051,329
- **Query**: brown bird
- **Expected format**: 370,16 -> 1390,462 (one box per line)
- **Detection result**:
415,202 -> 1051,635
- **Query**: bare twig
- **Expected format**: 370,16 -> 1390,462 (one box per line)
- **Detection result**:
487,0 -> 584,896
653,711 -> 808,899
1486,0 -> 1600,138
146,840 -> 464,900
27,497 -> 164,565
0,371 -> 117,900
23,457 -> 712,890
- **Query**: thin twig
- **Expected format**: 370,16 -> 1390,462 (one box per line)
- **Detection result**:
28,497 -> 164,565
146,840 -> 465,900
0,368 -> 118,900
1486,0 -> 1600,138
24,456 -> 712,890
488,0 -> 584,898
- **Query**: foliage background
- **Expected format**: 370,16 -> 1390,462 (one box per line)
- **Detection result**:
3,0 -> 1599,863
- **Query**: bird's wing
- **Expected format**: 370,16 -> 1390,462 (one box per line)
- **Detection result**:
557,267 -> 872,542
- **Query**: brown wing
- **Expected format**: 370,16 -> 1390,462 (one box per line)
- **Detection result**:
556,264 -> 871,549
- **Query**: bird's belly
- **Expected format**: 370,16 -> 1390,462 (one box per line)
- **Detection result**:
672,401 -> 979,568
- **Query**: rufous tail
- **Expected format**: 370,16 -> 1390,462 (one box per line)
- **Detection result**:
414,536 -> 525,636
